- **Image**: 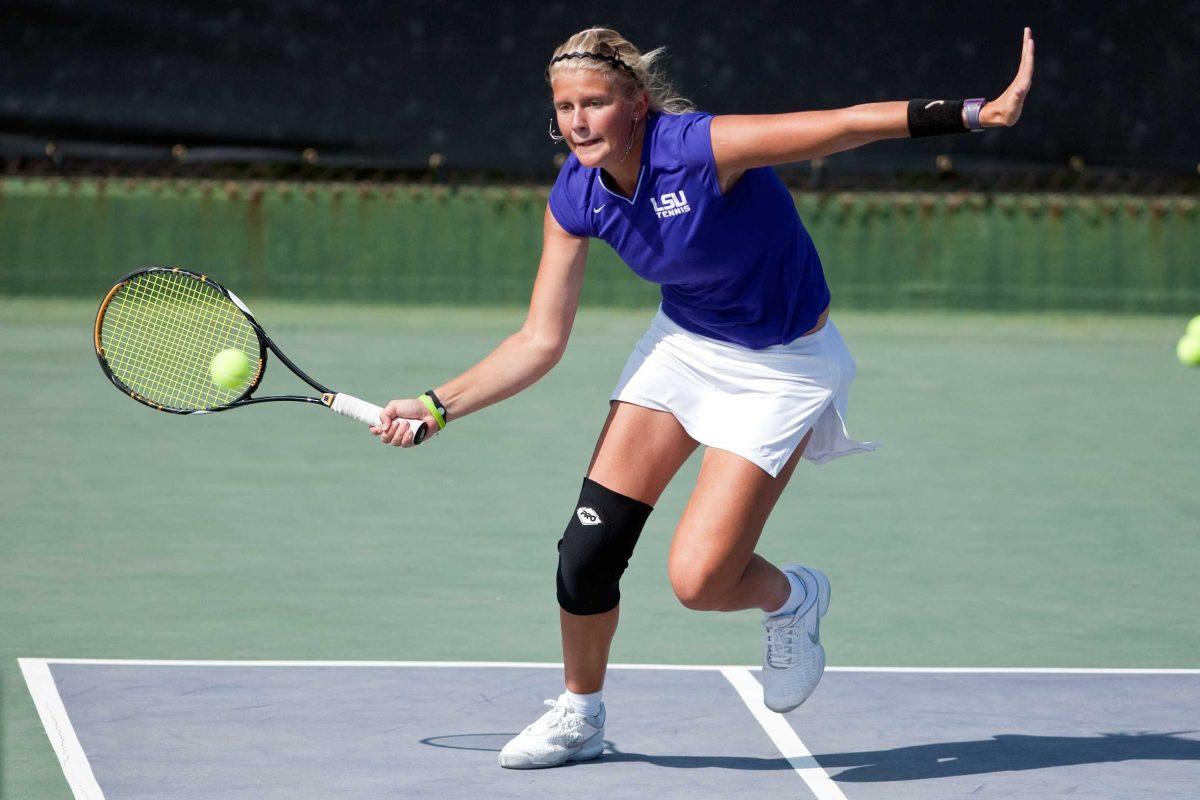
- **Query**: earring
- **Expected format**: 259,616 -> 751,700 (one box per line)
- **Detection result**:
619,116 -> 640,162
548,117 -> 565,142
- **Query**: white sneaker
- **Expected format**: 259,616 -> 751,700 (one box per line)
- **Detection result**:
498,694 -> 606,769
762,565 -> 831,713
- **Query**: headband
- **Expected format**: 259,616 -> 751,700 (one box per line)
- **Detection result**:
547,51 -> 639,81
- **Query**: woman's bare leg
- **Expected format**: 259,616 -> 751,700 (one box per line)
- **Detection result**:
560,400 -> 698,693
668,430 -> 813,614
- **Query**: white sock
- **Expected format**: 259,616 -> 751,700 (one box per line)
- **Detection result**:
563,689 -> 603,718
766,570 -> 807,617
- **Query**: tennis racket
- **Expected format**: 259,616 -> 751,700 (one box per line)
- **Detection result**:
93,266 -> 427,443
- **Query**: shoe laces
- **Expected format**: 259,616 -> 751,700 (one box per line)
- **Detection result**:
525,698 -> 587,736
764,617 -> 800,669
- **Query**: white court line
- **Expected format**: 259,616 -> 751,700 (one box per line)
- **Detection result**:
827,666 -> 1200,675
17,659 -> 106,800
721,667 -> 847,800
29,658 -> 1200,674
31,658 -> 735,670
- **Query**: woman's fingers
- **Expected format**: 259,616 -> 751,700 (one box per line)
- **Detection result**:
380,420 -> 411,446
369,398 -> 437,448
382,418 -> 438,447
369,416 -> 388,436
984,27 -> 1034,128
1014,27 -> 1034,98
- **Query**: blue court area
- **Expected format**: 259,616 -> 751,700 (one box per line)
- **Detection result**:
20,660 -> 1200,799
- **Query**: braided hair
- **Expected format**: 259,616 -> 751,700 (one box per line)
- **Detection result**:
546,28 -> 694,115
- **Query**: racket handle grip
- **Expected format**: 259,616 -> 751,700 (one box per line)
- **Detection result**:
326,392 -> 427,444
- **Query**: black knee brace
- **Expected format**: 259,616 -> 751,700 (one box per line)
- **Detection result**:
556,477 -> 654,615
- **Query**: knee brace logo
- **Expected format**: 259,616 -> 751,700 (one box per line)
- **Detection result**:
575,506 -> 602,525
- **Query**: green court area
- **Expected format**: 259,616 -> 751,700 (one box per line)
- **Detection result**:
2,298 -> 1198,798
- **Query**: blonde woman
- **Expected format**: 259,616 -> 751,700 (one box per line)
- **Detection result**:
372,26 -> 1034,769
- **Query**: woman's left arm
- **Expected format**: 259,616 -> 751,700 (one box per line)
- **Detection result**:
711,27 -> 1034,175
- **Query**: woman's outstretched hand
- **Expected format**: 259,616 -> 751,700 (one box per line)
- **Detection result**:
370,397 -> 439,447
982,27 -> 1035,128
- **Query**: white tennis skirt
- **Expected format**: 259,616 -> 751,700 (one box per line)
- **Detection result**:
610,306 -> 878,477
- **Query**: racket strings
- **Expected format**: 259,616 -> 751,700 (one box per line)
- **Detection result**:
99,271 -> 261,410
110,274 -> 256,408
106,275 -> 230,407
128,275 -> 256,407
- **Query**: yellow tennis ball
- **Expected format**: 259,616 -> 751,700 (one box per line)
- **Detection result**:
1177,335 -> 1200,368
1186,315 -> 1200,339
210,348 -> 252,389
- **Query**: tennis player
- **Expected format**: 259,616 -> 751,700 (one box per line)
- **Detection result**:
372,26 -> 1034,769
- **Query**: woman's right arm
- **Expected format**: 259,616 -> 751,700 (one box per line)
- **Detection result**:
372,205 -> 589,446
710,28 -> 1033,179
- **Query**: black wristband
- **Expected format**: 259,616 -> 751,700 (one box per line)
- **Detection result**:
907,99 -> 968,138
424,389 -> 447,423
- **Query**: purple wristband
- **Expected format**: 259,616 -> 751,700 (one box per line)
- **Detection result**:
964,98 -> 986,132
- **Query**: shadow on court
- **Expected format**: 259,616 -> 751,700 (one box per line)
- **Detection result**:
422,728 -> 1200,779
816,731 -> 1200,782
422,733 -> 795,770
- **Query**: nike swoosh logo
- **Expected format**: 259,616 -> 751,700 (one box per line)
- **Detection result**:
924,100 -> 945,110
593,205 -> 606,213
808,607 -> 821,645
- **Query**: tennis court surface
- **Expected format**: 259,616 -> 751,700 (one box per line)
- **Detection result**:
5,301 -> 1198,798
21,659 -> 1200,799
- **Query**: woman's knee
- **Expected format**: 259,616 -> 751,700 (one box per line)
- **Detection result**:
667,550 -> 736,611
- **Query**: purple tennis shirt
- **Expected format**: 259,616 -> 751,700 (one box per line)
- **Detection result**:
548,110 -> 830,349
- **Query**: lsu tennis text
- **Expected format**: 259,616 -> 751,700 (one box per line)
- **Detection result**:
652,190 -> 691,219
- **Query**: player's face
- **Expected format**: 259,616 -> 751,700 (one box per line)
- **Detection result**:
551,69 -> 637,168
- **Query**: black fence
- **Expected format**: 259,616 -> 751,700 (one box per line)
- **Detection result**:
2,0 -> 1198,182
